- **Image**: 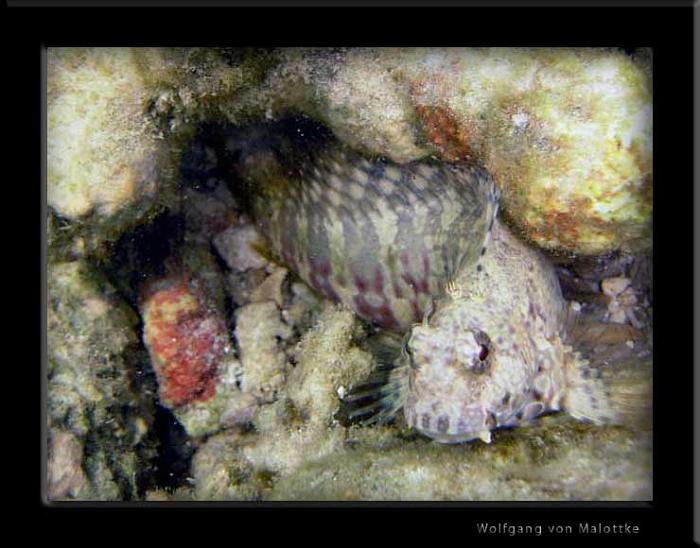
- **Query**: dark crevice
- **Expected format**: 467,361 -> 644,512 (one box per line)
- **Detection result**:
148,404 -> 195,493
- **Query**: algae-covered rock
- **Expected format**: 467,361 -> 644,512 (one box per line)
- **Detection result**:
48,46 -> 651,257
47,261 -> 155,500
191,431 -> 277,501
138,265 -> 252,439
47,428 -> 90,501
268,418 -> 651,501
188,304 -> 376,499
47,49 -> 181,237
172,358 -> 258,439
235,301 -> 292,403
306,49 -> 431,163
285,304 -> 375,430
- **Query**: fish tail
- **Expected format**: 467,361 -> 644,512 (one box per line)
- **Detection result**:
563,347 -> 652,429
600,364 -> 653,430
564,353 -> 617,425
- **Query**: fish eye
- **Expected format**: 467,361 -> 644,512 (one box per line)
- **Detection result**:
469,329 -> 492,373
478,345 -> 489,361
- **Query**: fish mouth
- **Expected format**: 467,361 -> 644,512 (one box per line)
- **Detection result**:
424,430 -> 492,444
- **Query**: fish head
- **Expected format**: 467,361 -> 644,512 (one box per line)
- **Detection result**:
403,321 -> 500,443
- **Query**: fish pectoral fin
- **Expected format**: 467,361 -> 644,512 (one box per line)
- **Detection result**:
478,430 -> 492,444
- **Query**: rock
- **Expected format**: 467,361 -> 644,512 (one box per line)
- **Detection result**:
281,281 -> 324,333
602,276 -> 642,327
140,274 -> 230,409
139,270 -> 259,438
405,48 -> 652,255
47,49 -> 182,245
47,429 -> 89,500
250,266 -> 288,307
213,224 -> 270,272
191,431 -> 276,501
226,269 -> 270,307
182,185 -> 239,243
285,305 -> 375,430
47,47 -> 272,254
307,49 -> 430,163
235,301 -> 292,402
268,418 -> 651,501
47,261 -> 155,499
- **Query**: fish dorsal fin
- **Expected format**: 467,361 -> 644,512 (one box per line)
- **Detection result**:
445,171 -> 500,300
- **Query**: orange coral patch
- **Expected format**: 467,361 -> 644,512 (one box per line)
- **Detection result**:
140,277 -> 227,408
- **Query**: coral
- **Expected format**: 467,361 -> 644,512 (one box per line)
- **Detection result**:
140,275 -> 229,408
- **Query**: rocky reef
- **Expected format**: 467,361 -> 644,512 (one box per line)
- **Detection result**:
45,47 -> 652,502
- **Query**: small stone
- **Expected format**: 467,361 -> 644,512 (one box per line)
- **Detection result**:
219,392 -> 260,427
47,429 -> 88,500
213,224 -> 269,272
250,266 -> 288,307
601,276 -> 632,297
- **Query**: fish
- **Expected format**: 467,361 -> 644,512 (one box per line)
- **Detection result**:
366,217 -> 621,443
229,118 -> 499,332
227,118 -> 630,444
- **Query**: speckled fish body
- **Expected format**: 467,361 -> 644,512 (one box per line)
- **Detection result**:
236,140 -> 498,332
403,218 -> 615,443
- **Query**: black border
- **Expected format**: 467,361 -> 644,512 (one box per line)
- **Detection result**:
11,2 -> 693,545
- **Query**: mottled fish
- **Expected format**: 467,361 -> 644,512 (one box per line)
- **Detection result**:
227,119 -> 621,444
230,119 -> 499,332
387,217 -> 618,443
